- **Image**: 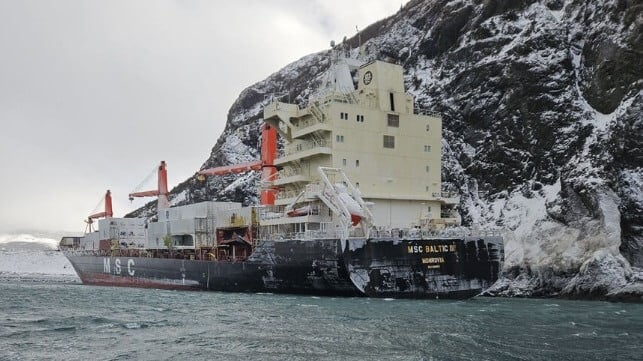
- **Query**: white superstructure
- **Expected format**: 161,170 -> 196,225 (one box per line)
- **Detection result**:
262,58 -> 459,236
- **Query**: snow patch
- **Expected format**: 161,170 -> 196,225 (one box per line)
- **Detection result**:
169,190 -> 187,206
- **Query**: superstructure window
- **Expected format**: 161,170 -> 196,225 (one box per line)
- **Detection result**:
336,135 -> 345,143
425,165 -> 430,173
426,124 -> 430,132
342,158 -> 347,166
424,145 -> 431,152
383,135 -> 395,149
356,114 -> 364,122
355,159 -> 360,167
340,112 -> 349,120
389,92 -> 395,111
387,114 -> 399,127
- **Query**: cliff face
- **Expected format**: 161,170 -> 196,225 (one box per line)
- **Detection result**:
130,0 -> 642,301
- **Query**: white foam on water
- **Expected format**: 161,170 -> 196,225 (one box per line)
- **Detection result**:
0,233 -> 77,277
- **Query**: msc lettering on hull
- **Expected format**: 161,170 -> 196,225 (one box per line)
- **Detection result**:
103,258 -> 135,276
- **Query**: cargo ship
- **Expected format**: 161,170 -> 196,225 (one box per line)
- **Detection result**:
61,54 -> 503,299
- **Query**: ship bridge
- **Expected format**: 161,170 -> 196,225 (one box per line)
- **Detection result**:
263,57 -> 457,230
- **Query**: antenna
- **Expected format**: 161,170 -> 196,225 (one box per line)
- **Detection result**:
356,26 -> 361,48
356,26 -> 363,58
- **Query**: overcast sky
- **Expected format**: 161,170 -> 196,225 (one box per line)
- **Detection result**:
0,0 -> 407,234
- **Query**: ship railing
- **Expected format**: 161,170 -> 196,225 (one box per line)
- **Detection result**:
435,228 -> 503,237
297,114 -> 325,130
258,206 -> 285,220
276,189 -> 299,200
63,248 -> 151,257
267,226 -> 357,241
367,227 -> 503,239
341,87 -> 359,104
335,228 -> 349,241
277,166 -> 304,179
308,88 -> 332,104
307,87 -> 359,106
305,183 -> 323,195
297,230 -> 327,241
268,229 -> 336,241
279,138 -> 329,157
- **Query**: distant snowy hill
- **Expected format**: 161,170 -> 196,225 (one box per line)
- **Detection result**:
129,0 -> 642,301
0,234 -> 78,281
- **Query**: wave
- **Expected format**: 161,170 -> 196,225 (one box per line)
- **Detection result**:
0,233 -> 78,278
0,233 -> 60,250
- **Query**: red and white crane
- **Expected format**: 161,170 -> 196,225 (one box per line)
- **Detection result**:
198,124 -> 278,205
129,160 -> 170,210
85,190 -> 113,232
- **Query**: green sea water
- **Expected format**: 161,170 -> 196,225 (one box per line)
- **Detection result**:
0,279 -> 641,361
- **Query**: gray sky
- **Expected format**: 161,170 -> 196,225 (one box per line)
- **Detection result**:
0,0 -> 406,234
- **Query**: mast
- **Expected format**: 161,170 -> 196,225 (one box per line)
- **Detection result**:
198,124 -> 278,205
85,190 -> 113,233
129,161 -> 170,210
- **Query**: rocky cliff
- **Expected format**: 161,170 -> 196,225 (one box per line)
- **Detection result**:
129,0 -> 642,301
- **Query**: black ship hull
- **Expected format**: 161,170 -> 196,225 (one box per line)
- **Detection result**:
345,237 -> 503,299
64,237 -> 503,299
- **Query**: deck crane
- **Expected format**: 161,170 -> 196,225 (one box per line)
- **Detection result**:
129,161 -> 170,210
85,190 -> 113,233
198,124 -> 278,205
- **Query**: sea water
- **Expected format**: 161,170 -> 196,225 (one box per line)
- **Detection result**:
0,242 -> 642,361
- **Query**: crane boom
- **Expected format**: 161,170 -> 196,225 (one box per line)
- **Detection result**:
129,161 -> 170,210
85,190 -> 113,233
199,160 -> 262,176
198,124 -> 278,205
88,190 -> 113,219
128,190 -> 160,198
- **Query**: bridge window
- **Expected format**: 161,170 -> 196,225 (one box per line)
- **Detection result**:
387,114 -> 399,127
383,135 -> 395,149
